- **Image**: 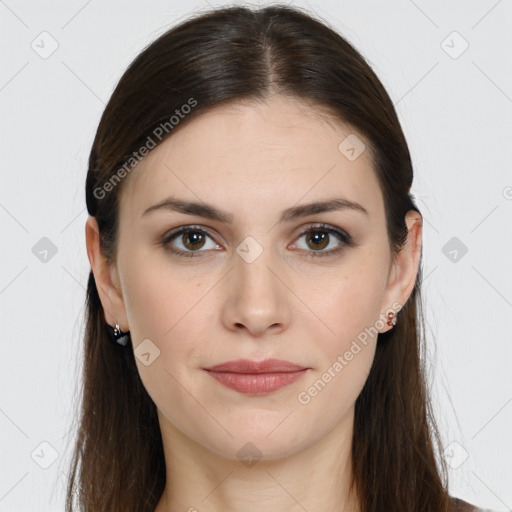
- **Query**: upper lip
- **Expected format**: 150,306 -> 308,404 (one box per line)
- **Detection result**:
203,358 -> 308,374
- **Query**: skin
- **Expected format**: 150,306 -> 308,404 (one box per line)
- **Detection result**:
86,95 -> 422,512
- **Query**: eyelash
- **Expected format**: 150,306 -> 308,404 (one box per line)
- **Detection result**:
160,223 -> 354,260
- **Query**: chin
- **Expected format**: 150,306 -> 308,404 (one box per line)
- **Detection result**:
195,425 -> 312,464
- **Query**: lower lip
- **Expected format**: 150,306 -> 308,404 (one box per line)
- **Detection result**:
205,370 -> 308,395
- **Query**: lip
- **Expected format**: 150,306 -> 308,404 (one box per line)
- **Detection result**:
203,358 -> 309,395
203,358 -> 308,373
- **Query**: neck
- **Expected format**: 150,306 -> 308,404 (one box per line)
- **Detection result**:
154,408 -> 360,512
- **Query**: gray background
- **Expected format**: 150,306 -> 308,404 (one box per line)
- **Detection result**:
1,0 -> 511,510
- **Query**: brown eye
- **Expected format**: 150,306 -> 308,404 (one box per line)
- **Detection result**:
162,226 -> 220,258
292,224 -> 353,259
161,223 -> 353,260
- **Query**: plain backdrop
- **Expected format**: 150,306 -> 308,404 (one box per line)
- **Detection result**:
1,0 -> 511,510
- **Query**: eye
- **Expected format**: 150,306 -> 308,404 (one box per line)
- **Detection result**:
161,223 -> 354,259
161,226 -> 220,258
291,224 -> 353,258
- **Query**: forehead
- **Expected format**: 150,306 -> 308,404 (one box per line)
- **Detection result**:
120,95 -> 383,221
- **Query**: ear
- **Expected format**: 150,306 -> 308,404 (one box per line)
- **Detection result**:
378,210 -> 423,333
85,216 -> 129,331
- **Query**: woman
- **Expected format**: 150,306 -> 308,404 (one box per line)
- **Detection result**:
66,4 -> 495,511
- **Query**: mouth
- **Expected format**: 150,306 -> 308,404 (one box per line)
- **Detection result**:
203,358 -> 310,395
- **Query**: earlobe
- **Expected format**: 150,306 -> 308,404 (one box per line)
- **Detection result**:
85,216 -> 128,329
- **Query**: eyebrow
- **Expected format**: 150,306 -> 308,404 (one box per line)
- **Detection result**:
141,196 -> 368,223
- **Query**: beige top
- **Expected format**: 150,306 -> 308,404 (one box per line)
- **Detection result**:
452,496 -> 500,512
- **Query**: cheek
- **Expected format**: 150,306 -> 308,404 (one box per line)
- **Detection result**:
305,254 -> 388,345
119,255 -> 215,396
293,255 -> 386,406
294,278 -> 380,430
292,337 -> 375,453
120,249 -> 213,342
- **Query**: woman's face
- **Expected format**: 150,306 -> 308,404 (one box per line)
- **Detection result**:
91,95 -> 420,462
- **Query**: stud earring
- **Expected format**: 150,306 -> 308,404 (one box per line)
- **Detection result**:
387,311 -> 397,328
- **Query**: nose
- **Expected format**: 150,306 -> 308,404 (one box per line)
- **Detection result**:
220,247 -> 291,338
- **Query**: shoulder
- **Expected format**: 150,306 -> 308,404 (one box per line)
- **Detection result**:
451,496 -> 499,512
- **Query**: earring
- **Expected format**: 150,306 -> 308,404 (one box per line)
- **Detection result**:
386,311 -> 397,328
106,320 -> 130,346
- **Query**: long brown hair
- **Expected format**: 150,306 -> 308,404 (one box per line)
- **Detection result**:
66,4 -> 451,511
